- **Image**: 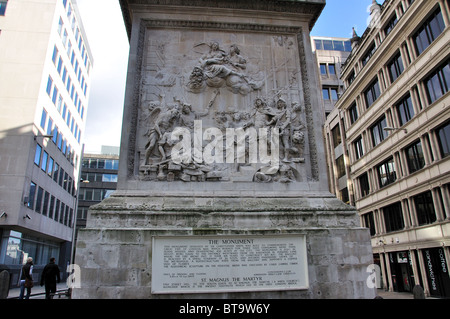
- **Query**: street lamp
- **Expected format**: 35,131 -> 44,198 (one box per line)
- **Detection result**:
34,134 -> 53,141
384,126 -> 407,134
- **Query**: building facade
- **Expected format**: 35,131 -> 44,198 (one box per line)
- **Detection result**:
0,0 -> 93,286
76,147 -> 119,236
324,0 -> 450,297
312,37 -> 352,120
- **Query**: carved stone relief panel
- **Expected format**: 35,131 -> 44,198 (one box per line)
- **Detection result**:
134,25 -> 314,183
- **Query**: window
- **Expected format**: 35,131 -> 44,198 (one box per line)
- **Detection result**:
34,144 -> 42,166
405,140 -> 425,173
364,78 -> 381,108
387,52 -> 404,83
320,64 -> 327,75
436,121 -> 450,158
413,8 -> 445,56
336,155 -> 346,178
27,182 -> 36,209
359,173 -> 370,197
0,1 -> 7,16
353,136 -> 364,160
331,124 -> 341,148
46,76 -> 53,96
35,187 -> 44,213
330,88 -> 339,100
362,42 -> 376,66
363,212 -> 376,236
414,191 -> 437,226
328,64 -> 336,75
424,59 -> 450,104
42,191 -> 50,216
384,14 -> 398,36
347,70 -> 356,86
322,88 -> 330,100
349,102 -> 358,124
40,109 -> 47,130
396,94 -> 415,126
41,151 -> 48,172
383,202 -> 404,233
371,116 -> 388,147
377,157 -> 396,188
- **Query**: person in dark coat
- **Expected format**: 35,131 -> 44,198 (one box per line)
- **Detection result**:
19,257 -> 34,299
40,257 -> 61,299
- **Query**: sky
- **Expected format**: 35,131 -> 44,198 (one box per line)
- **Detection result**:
76,0 -> 376,154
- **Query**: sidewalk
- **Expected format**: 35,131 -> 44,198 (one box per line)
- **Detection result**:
376,289 -> 439,299
7,282 -> 69,299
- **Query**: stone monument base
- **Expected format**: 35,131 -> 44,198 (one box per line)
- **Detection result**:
73,191 -> 376,299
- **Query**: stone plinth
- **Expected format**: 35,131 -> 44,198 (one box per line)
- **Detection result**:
73,0 -> 376,299
73,192 -> 375,299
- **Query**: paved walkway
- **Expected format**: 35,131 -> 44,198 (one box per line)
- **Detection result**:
376,289 -> 440,299
6,286 -> 439,299
7,283 -> 69,299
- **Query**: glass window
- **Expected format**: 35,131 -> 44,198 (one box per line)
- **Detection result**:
49,196 -> 55,219
40,109 -> 47,130
396,94 -> 415,126
34,144 -> 42,166
0,1 -> 8,15
314,39 -> 323,50
371,116 -> 388,147
377,157 -> 396,188
405,140 -> 425,173
354,136 -> 364,160
46,76 -> 53,96
331,124 -> 341,148
328,64 -> 336,75
424,59 -> 450,104
332,41 -> 344,51
41,151 -> 48,172
387,52 -> 404,83
320,64 -> 327,75
384,14 -> 398,36
336,155 -> 346,178
42,191 -> 50,216
362,42 -> 376,66
35,187 -> 44,213
322,88 -> 330,100
364,78 -> 381,108
331,88 -> 339,100
27,182 -> 36,209
383,202 -> 404,233
363,212 -> 376,236
323,40 -> 333,50
414,191 -> 437,226
436,121 -> 450,158
102,174 -> 118,183
413,8 -> 445,56
349,102 -> 358,124
359,173 -> 370,197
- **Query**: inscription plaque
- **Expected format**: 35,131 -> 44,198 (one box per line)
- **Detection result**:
151,235 -> 308,294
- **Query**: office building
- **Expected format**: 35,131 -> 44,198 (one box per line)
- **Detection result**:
312,36 -> 352,120
324,0 -> 450,297
76,147 -> 119,236
0,0 -> 93,286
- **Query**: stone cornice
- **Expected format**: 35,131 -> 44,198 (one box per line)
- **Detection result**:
119,0 -> 325,40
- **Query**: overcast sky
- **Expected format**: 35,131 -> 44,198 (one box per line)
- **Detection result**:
75,0 -> 375,154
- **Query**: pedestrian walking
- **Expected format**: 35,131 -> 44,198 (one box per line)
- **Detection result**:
18,257 -> 34,299
40,257 -> 61,299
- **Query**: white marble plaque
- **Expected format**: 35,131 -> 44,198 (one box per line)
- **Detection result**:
151,235 -> 308,294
